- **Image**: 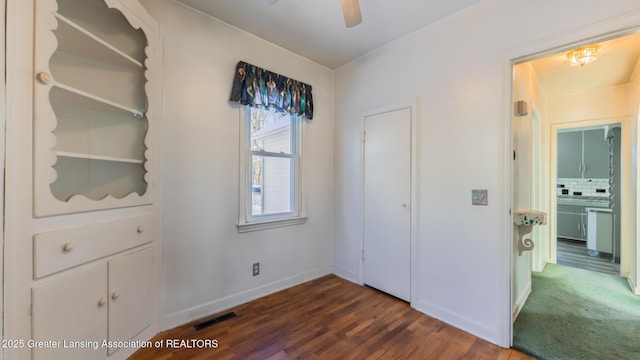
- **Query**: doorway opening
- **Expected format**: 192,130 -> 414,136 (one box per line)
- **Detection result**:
555,123 -> 622,276
510,26 -> 640,356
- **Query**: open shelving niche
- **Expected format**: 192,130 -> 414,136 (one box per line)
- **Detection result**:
34,0 -> 156,216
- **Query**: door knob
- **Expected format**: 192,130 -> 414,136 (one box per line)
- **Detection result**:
36,71 -> 52,85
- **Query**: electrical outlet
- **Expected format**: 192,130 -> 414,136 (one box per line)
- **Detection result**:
253,262 -> 260,276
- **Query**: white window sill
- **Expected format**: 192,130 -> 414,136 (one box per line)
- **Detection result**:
237,216 -> 308,233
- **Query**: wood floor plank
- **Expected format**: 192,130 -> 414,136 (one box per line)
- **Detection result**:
130,275 -> 533,360
557,238 -> 619,275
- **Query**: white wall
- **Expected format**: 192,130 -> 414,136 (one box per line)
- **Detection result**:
547,85 -> 630,124
140,0 -> 335,329
333,0 -> 640,346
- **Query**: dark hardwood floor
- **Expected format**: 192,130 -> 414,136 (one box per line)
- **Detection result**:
131,275 -> 532,360
557,238 -> 620,275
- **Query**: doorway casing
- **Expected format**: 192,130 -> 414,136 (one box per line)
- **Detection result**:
503,14 -> 640,346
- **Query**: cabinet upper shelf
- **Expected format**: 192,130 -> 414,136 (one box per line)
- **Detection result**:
51,81 -> 145,118
56,151 -> 144,164
54,13 -> 144,69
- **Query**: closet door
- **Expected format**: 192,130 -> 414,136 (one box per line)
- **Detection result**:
363,108 -> 412,302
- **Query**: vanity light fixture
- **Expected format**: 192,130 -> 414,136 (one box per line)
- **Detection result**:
566,45 -> 599,67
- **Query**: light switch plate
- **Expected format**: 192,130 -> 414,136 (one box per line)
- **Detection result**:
472,189 -> 488,206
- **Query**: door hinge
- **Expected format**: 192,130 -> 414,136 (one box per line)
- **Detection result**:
362,249 -> 365,261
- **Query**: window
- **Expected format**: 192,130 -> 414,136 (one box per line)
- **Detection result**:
238,107 -> 306,232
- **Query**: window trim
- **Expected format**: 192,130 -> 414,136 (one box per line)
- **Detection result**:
237,107 -> 307,233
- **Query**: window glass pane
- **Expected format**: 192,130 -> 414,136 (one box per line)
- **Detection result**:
251,155 -> 292,216
250,107 -> 292,154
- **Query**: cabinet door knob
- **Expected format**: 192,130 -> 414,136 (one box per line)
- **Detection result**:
98,297 -> 107,307
137,225 -> 144,234
36,71 -> 52,85
62,242 -> 74,253
111,291 -> 120,300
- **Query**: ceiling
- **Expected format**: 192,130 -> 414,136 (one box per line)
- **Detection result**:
175,0 -> 483,69
175,0 -> 640,97
528,32 -> 640,98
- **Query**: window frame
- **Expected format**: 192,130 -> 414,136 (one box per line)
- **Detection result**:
237,107 -> 307,232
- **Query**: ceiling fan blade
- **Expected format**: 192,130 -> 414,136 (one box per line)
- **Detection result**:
341,0 -> 362,28
265,0 -> 280,4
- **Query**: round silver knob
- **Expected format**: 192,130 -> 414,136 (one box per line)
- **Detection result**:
111,291 -> 120,300
98,298 -> 107,307
36,71 -> 52,85
137,225 -> 144,234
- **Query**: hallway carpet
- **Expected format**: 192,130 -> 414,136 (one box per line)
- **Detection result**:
513,263 -> 640,360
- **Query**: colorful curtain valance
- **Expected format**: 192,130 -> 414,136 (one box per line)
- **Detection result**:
229,61 -> 314,119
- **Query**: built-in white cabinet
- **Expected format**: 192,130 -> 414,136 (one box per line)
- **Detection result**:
3,0 -> 160,359
32,248 -> 154,360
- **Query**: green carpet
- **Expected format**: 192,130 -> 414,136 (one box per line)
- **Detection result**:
513,263 -> 640,360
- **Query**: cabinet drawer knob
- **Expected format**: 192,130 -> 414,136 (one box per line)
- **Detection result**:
62,242 -> 74,253
137,225 -> 144,234
111,291 -> 120,300
98,297 -> 107,307
36,71 -> 52,85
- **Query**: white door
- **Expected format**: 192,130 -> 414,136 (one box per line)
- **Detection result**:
363,107 -> 411,301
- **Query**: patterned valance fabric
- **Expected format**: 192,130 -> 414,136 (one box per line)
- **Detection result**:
229,61 -> 314,119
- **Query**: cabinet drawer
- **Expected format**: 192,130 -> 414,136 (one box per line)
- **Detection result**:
34,213 -> 153,278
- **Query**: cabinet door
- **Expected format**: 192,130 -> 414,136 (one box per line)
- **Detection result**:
557,212 -> 583,240
579,214 -> 587,241
583,128 -> 609,178
557,131 -> 583,178
107,247 -> 154,355
32,265 -> 108,360
33,0 -> 157,216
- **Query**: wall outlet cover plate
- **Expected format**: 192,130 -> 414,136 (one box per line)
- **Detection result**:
472,189 -> 488,206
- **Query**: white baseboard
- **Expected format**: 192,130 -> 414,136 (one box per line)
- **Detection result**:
512,283 -> 532,321
161,266 -> 332,331
627,273 -> 639,295
414,299 -> 502,346
331,265 -> 359,284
